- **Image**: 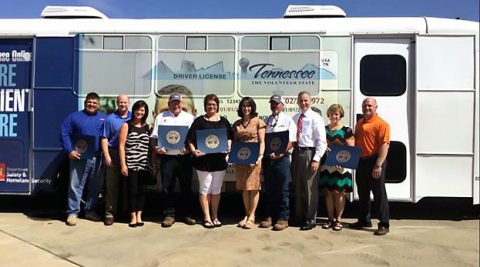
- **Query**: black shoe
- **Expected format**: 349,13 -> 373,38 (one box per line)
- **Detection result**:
349,221 -> 372,229
300,222 -> 316,231
374,226 -> 389,236
128,223 -> 137,228
136,222 -> 144,227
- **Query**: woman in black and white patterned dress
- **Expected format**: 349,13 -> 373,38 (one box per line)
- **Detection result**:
119,100 -> 151,228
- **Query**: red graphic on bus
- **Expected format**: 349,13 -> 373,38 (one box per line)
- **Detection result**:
0,163 -> 5,181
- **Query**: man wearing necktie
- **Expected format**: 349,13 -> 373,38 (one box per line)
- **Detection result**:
291,91 -> 327,230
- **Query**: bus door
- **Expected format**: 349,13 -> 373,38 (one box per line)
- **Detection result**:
414,35 -> 478,204
0,39 -> 32,194
353,38 -> 412,201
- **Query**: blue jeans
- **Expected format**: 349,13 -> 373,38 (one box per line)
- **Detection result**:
262,156 -> 290,221
67,156 -> 103,216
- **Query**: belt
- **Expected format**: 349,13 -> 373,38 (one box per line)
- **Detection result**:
295,146 -> 315,151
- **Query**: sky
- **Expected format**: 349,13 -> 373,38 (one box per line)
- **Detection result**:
0,0 -> 478,21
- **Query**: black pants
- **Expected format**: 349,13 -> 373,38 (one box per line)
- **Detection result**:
160,154 -> 193,217
356,155 -> 390,228
126,170 -> 146,212
105,148 -> 128,217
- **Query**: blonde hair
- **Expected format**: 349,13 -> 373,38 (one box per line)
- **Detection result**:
327,104 -> 345,118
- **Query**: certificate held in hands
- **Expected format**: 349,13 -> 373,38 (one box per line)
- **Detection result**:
196,128 -> 228,154
265,131 -> 289,155
325,145 -> 361,169
72,135 -> 96,160
228,142 -> 259,164
157,125 -> 189,150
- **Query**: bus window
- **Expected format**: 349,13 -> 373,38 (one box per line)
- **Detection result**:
80,35 -> 102,49
103,36 -> 123,50
292,36 -> 320,50
126,36 -> 151,49
208,36 -> 234,50
187,36 -> 206,50
156,35 -> 236,96
271,36 -> 290,50
242,36 -> 269,50
239,35 -> 322,97
386,141 -> 407,183
360,54 -> 406,96
158,36 -> 184,49
77,34 -> 153,96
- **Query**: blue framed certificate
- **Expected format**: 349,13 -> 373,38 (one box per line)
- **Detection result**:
228,142 -> 259,164
325,145 -> 361,169
265,131 -> 289,155
196,128 -> 228,154
157,125 -> 189,150
72,135 -> 96,160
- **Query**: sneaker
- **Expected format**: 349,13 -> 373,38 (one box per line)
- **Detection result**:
349,221 -> 372,229
374,226 -> 390,236
183,216 -> 196,225
259,217 -> 272,228
161,216 -> 175,228
66,214 -> 77,226
104,214 -> 114,226
85,211 -> 102,222
273,220 -> 288,231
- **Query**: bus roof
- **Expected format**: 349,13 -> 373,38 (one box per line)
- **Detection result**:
0,17 -> 478,36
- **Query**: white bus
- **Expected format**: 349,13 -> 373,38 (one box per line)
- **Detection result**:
0,5 -> 478,204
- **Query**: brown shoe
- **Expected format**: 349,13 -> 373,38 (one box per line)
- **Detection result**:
104,214 -> 114,226
183,216 -> 196,226
161,216 -> 175,228
273,220 -> 288,231
259,217 -> 272,228
374,226 -> 389,236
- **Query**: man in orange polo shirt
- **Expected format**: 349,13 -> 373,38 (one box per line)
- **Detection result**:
351,97 -> 390,236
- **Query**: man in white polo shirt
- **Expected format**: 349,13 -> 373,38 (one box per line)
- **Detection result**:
151,93 -> 196,227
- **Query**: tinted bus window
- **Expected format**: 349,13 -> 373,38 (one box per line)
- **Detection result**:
386,141 -> 407,183
78,34 -> 153,96
360,55 -> 406,96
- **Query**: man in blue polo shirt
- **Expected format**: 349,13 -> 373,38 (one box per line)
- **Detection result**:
101,94 -> 131,225
61,92 -> 106,226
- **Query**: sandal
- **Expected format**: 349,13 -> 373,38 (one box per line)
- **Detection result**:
212,218 -> 222,227
321,220 -> 334,229
243,217 -> 255,229
203,220 -> 215,229
238,216 -> 248,228
333,221 -> 343,231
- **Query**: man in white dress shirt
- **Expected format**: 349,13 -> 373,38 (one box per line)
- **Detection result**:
291,91 -> 327,231
151,93 -> 196,227
260,95 -> 297,231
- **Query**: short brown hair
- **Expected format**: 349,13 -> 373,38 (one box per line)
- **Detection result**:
327,104 -> 345,118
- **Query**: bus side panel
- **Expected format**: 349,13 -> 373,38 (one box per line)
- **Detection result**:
415,36 -> 476,201
0,39 -> 32,194
32,37 -> 77,194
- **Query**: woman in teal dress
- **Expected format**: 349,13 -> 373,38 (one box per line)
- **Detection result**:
319,104 -> 354,231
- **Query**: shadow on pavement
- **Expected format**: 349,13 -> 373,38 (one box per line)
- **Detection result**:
0,192 -> 478,225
